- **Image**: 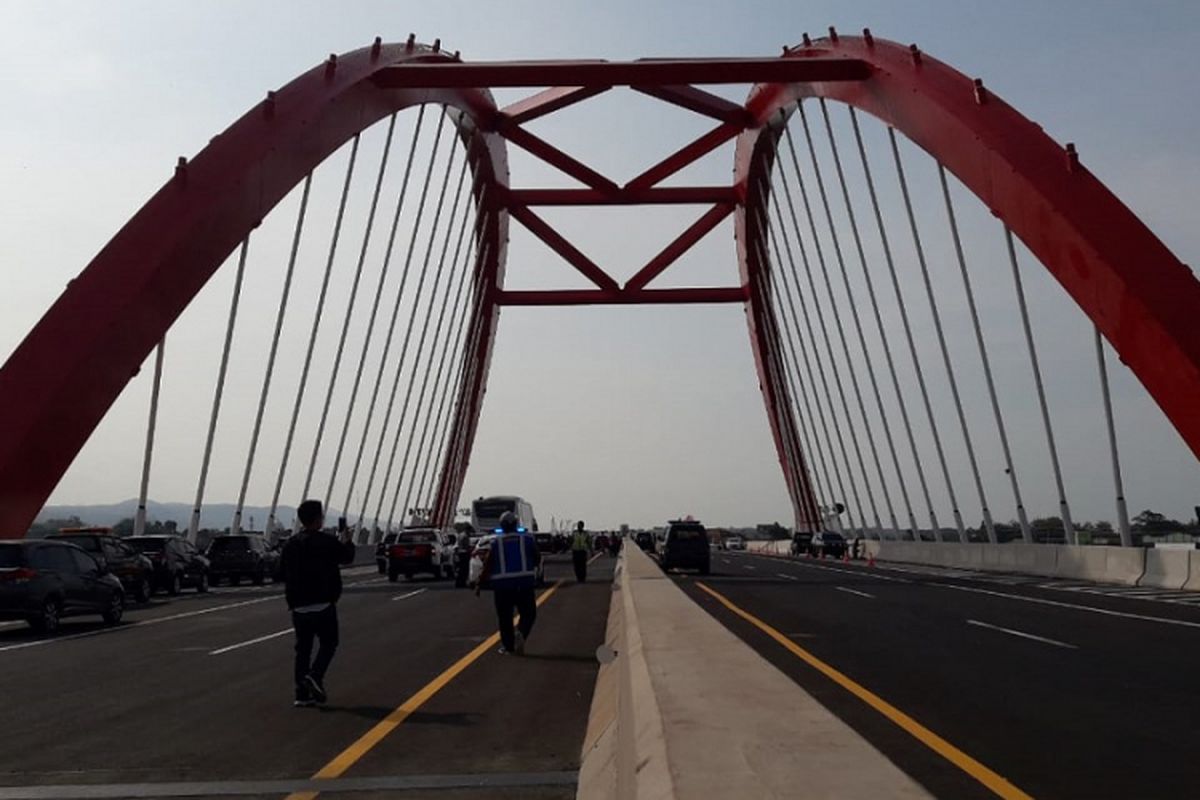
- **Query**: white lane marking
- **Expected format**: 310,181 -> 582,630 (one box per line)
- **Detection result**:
0,572 -> 385,655
0,595 -> 281,654
836,586 -> 875,599
937,583 -> 1200,630
209,627 -> 293,655
743,564 -> 756,571
392,589 -> 427,601
966,619 -> 1077,649
776,573 -> 798,581
783,559 -> 912,583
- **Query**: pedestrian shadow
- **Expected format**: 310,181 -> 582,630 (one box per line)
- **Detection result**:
317,705 -> 394,721
405,710 -> 482,727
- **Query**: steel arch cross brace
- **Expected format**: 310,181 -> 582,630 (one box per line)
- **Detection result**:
736,33 -> 1200,481
0,40 -> 509,537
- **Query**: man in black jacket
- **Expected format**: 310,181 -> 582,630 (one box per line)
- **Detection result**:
281,500 -> 356,707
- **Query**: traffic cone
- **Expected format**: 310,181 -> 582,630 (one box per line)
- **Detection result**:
868,553 -> 876,568
842,551 -> 850,564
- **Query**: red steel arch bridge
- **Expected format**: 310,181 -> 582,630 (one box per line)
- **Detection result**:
1,30 -> 1197,545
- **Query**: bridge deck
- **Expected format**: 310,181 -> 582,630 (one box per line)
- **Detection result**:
0,554 -> 614,800
680,550 -> 1200,799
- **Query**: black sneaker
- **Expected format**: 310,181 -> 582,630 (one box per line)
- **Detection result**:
294,685 -> 315,708
303,674 -> 327,705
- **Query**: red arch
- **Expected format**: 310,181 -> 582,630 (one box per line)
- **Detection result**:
0,41 -> 509,537
736,34 -> 1200,528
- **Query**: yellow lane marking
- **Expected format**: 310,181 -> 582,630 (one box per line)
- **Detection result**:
286,580 -> 565,800
695,581 -> 1033,800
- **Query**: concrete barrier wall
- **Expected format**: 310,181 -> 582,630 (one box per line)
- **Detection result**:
1139,549 -> 1191,590
1186,552 -> 1200,592
756,537 -> 1192,590
868,540 -> 1158,587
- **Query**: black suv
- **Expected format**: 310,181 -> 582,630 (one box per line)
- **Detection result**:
127,535 -> 210,595
0,540 -> 125,632
49,531 -> 154,603
657,520 -> 710,574
206,535 -> 278,586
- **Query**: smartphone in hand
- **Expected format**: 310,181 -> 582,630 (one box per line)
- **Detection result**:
337,516 -> 348,532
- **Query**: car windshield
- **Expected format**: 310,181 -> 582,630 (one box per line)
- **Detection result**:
127,538 -> 165,552
0,545 -> 23,568
399,532 -> 436,543
52,535 -> 100,552
209,538 -> 250,553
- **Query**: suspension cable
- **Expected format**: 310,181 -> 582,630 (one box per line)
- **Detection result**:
795,102 -> 896,535
777,125 -> 871,536
818,99 -> 915,538
394,220 -> 477,533
340,109 -> 455,534
406,234 -> 489,528
417,241 -> 492,526
888,129 -> 979,543
358,146 -> 469,537
758,229 -> 835,525
409,230 -> 489,524
1005,227 -> 1074,543
392,162 -> 478,533
187,237 -> 250,542
754,266 -> 818,526
938,165 -> 1031,543
324,107 -> 442,515
1094,325 -> 1133,547
266,134 -> 361,535
300,113 -> 400,504
232,173 -> 313,535
759,184 -> 843,529
134,337 -> 166,538
765,177 -> 863,537
847,108 -> 935,541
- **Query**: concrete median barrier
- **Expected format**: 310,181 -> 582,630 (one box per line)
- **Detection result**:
1138,549 -> 1191,590
1186,552 -> 1200,591
870,540 -> 1159,588
577,545 -> 931,799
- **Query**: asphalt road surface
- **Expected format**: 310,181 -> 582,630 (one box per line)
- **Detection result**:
0,552 -> 614,800
677,549 -> 1200,800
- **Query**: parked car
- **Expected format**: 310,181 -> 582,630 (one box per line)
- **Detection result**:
635,531 -> 655,552
533,532 -> 555,554
657,519 -> 710,574
594,533 -> 610,553
206,535 -> 278,586
725,535 -> 746,551
127,535 -> 210,595
375,531 -> 400,574
48,530 -> 154,603
809,531 -> 847,559
387,528 -> 454,582
791,531 -> 814,557
0,540 -> 125,632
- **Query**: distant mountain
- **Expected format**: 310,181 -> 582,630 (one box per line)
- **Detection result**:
35,500 -> 345,531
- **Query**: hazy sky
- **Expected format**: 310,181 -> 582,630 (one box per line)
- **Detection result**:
2,0 -> 1198,530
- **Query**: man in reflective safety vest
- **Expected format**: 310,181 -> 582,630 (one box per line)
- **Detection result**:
570,520 -> 591,583
477,511 -> 542,655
